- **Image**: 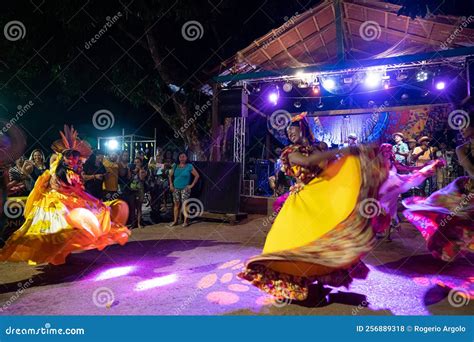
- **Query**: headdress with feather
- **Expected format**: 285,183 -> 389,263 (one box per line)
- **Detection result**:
288,112 -> 316,144
51,125 -> 92,157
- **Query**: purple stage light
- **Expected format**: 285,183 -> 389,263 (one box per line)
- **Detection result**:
365,73 -> 382,88
134,274 -> 178,291
268,92 -> 279,105
435,81 -> 446,90
95,266 -> 135,281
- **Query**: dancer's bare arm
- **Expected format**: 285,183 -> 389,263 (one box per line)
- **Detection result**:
288,147 -> 353,168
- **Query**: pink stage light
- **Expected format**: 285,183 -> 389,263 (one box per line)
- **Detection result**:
134,274 -> 178,291
95,266 -> 136,281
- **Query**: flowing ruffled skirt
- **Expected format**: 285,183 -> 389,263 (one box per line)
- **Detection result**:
0,172 -> 130,265
238,147 -> 387,300
403,177 -> 473,262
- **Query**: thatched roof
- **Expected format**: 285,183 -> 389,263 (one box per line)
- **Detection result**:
215,0 -> 474,77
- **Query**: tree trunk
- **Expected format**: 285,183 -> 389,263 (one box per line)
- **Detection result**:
145,31 -> 205,159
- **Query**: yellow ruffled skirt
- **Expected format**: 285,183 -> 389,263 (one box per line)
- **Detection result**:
0,172 -> 130,265
239,147 -> 387,300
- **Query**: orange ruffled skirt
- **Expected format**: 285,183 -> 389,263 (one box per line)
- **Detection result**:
0,171 -> 130,265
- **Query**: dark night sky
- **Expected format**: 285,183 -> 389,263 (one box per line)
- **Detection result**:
1,0 -> 471,156
0,0 -> 319,155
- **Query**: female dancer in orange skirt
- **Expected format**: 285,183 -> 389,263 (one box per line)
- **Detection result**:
239,115 -> 388,301
0,126 -> 130,265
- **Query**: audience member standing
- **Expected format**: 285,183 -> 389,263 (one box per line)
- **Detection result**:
129,157 -> 147,228
29,149 -> 47,182
169,152 -> 200,227
8,156 -> 34,195
83,150 -> 106,199
103,152 -> 119,200
118,150 -> 135,227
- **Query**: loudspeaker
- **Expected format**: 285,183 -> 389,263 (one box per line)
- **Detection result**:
193,161 -> 241,214
217,88 -> 248,121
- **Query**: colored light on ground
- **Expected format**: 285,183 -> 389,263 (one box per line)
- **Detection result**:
135,274 -> 178,291
206,291 -> 240,305
95,266 -> 136,281
197,274 -> 218,289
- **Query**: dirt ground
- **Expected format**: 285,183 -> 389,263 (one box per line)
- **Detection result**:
0,214 -> 472,315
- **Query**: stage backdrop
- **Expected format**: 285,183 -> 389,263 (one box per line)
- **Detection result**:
268,104 -> 453,146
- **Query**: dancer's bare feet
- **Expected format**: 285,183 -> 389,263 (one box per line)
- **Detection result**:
168,221 -> 178,227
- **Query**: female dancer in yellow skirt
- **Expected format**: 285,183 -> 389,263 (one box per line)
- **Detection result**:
239,115 -> 388,301
0,126 -> 130,265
